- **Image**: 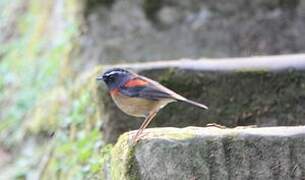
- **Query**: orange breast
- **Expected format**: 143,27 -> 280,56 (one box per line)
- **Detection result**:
111,92 -> 174,117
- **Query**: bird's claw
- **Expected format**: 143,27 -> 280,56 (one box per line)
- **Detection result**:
206,123 -> 226,129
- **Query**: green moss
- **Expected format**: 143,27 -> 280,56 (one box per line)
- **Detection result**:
111,133 -> 141,180
41,130 -> 112,179
110,129 -> 197,179
143,128 -> 196,141
27,67 -> 106,178
163,131 -> 195,140
0,0 -> 112,179
24,87 -> 68,134
0,0 -> 82,147
111,134 -> 129,179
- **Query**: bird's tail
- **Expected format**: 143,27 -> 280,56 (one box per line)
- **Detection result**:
179,98 -> 208,110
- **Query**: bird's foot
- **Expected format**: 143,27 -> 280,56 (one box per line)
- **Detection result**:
206,123 -> 226,129
130,131 -> 149,144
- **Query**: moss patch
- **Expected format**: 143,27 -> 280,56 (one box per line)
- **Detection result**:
111,133 -> 140,180
0,0 -> 82,147
110,128 -> 197,179
0,0 -> 112,179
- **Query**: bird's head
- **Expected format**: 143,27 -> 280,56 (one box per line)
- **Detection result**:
97,68 -> 132,90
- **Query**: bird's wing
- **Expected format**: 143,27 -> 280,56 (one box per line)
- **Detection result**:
120,76 -> 185,101
140,76 -> 208,109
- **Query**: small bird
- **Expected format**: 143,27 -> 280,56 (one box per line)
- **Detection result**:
97,68 -> 208,143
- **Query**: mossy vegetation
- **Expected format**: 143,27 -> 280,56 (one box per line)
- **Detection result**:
110,129 -> 197,179
39,67 -> 112,179
0,0 -> 112,179
0,0 -> 80,147
111,133 -> 141,180
110,127 -> 305,179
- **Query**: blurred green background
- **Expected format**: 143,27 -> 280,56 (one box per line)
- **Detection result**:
0,0 -> 109,179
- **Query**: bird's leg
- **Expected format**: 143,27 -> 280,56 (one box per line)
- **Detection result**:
132,111 -> 157,143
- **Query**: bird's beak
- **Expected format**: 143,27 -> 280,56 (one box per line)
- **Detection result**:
96,75 -> 103,81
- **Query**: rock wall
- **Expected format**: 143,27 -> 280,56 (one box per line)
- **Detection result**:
82,0 -> 305,66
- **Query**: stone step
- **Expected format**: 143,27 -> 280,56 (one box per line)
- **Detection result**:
110,126 -> 305,180
96,54 -> 305,143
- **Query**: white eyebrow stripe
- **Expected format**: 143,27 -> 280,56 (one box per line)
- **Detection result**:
104,71 -> 119,76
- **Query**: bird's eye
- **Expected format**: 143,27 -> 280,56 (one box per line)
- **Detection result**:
108,75 -> 115,82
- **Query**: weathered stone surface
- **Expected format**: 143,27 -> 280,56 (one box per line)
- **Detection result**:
82,0 -> 305,66
96,54 -> 305,143
110,126 -> 305,180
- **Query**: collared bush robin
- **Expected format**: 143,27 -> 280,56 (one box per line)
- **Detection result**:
97,68 -> 208,143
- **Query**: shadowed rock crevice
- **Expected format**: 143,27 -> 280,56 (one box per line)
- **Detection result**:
85,0 -> 115,15
288,136 -> 305,178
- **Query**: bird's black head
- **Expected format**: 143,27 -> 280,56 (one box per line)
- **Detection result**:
97,68 -> 132,90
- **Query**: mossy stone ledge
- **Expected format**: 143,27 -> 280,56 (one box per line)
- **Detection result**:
110,126 -> 305,180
